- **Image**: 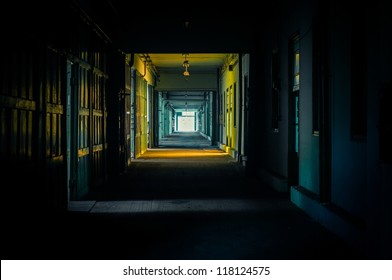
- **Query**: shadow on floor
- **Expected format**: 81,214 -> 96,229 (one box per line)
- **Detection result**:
2,132 -> 362,260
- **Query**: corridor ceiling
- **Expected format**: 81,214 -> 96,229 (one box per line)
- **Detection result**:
76,0 -> 255,112
145,53 -> 227,74
164,91 -> 207,111
143,53 -> 228,112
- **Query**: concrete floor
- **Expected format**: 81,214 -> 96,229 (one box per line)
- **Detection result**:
3,132 -> 362,260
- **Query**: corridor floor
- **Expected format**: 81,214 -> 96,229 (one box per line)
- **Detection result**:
4,132 -> 362,260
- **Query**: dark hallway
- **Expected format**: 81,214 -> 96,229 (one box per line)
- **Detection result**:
1,132 -> 359,260
1,0 -> 392,262
20,132 -> 358,260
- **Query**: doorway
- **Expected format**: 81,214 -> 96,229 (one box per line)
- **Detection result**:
288,35 -> 300,186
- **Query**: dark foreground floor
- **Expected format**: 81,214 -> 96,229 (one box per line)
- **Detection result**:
3,132 -> 362,260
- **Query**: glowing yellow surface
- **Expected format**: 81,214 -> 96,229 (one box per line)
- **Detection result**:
138,149 -> 228,159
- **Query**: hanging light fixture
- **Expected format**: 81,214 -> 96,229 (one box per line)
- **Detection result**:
182,53 -> 190,77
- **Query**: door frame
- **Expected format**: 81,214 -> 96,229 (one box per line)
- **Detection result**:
288,33 -> 300,187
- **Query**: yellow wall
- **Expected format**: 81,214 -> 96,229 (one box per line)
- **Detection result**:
134,55 -> 155,86
134,55 -> 154,158
220,55 -> 239,155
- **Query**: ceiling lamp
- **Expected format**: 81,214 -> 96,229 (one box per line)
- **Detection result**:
182,53 -> 190,77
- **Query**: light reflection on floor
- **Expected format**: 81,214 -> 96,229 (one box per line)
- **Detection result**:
138,148 -> 228,159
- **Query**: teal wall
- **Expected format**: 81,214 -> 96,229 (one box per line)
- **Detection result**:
329,6 -> 366,217
256,0 -> 392,256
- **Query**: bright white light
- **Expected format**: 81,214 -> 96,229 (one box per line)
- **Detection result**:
178,116 -> 195,131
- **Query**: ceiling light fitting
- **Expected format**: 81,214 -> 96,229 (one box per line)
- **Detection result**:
182,53 -> 190,77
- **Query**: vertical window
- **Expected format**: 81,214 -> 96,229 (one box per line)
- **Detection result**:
233,83 -> 237,127
271,48 -> 280,132
222,90 -> 225,126
350,13 -> 367,141
226,88 -> 230,128
293,43 -> 300,92
312,15 -> 324,135
291,35 -> 300,154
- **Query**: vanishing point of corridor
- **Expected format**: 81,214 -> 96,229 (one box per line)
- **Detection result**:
2,0 -> 392,261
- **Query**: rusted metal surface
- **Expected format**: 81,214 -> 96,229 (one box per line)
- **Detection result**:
0,44 -> 67,211
74,50 -> 108,198
0,4 -> 109,207
44,48 -> 67,210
